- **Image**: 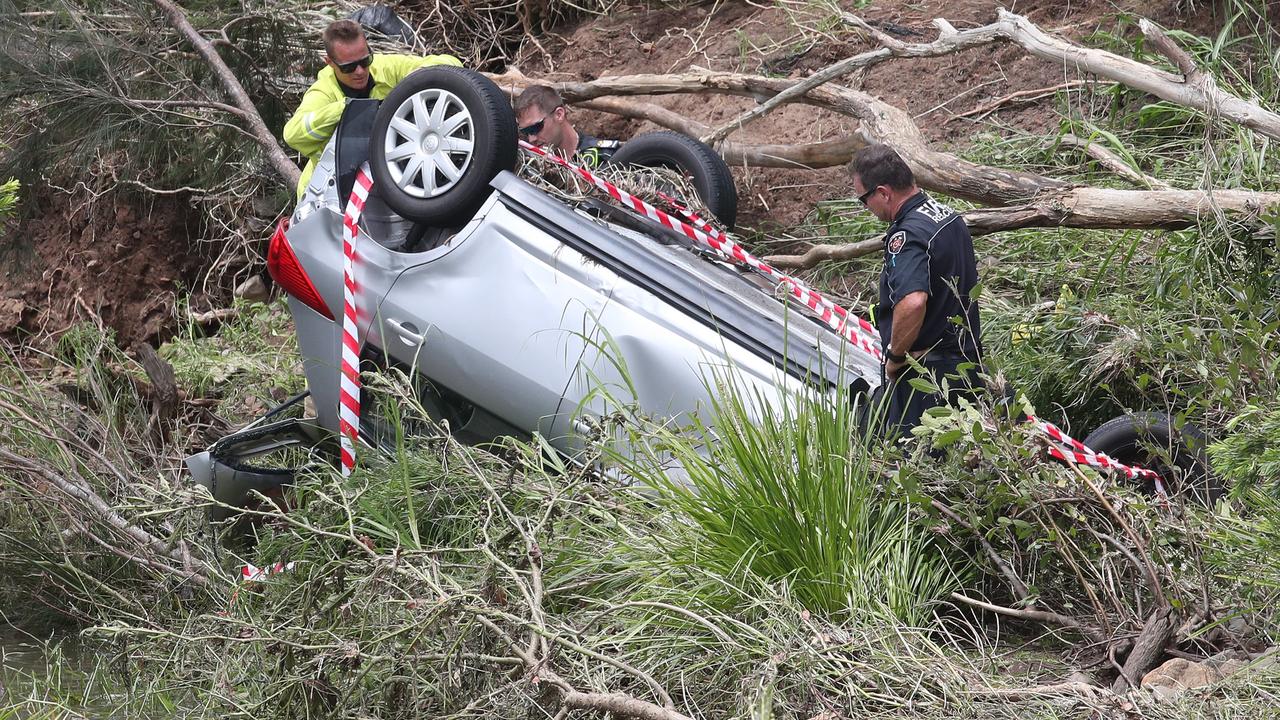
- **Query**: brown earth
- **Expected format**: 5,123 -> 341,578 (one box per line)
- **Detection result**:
0,0 -> 1226,347
0,191 -> 209,346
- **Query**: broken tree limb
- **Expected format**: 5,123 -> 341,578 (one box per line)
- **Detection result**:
149,0 -> 300,190
701,12 -> 1033,145
993,10 -> 1280,141
579,96 -> 861,168
1057,133 -> 1173,190
769,184 -> 1280,270
962,187 -> 1280,234
947,82 -> 1100,123
950,591 -> 1104,644
496,80 -> 862,169
846,9 -> 1280,141
764,237 -> 881,268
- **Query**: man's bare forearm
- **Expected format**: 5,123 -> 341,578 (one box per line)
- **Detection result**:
889,291 -> 928,355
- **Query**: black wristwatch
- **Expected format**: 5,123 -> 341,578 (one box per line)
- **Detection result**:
885,347 -> 908,363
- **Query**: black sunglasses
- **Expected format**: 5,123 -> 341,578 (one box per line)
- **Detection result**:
857,185 -> 881,205
518,117 -> 546,138
335,54 -> 373,74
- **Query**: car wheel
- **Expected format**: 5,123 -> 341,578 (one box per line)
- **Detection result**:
605,131 -> 739,229
1082,412 -> 1221,504
369,67 -> 517,225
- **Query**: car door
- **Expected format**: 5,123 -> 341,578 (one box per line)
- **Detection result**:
369,195 -> 615,442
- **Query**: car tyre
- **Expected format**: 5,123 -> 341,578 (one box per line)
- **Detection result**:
369,67 -> 517,225
1082,412 -> 1221,504
605,131 -> 739,229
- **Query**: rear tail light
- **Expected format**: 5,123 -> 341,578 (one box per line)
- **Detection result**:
266,218 -> 334,321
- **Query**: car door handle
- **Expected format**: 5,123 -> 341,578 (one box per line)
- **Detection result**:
385,318 -> 425,347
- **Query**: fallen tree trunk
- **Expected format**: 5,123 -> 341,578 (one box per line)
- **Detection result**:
963,187 -> 1280,234
766,186 -> 1279,268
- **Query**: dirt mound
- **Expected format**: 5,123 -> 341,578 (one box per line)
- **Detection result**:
517,0 -> 1217,226
0,190 -> 211,347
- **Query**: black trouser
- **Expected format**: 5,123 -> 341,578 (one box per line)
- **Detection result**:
871,353 -> 983,439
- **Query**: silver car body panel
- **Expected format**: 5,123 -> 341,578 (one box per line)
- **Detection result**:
284,135 -> 881,455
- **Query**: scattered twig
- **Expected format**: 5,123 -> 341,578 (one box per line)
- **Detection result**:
947,81 -> 1096,123
763,237 -> 881,269
950,592 -> 1104,644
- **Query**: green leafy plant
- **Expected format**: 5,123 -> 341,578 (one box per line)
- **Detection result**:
605,371 -> 969,625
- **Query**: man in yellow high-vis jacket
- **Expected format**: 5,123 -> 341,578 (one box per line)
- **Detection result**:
283,19 -> 462,197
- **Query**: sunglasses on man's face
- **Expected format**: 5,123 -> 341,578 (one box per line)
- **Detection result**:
335,54 -> 373,74
518,117 -> 547,138
857,185 -> 881,205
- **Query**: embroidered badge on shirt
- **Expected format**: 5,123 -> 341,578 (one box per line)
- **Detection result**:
887,231 -> 907,255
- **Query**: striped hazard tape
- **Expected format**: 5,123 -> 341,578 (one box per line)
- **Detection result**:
1028,414 -> 1164,486
241,561 -> 296,583
521,140 -> 884,361
339,165 -> 374,477
662,195 -> 880,348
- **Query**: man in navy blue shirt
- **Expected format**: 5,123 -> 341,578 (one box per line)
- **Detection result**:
849,144 -> 984,436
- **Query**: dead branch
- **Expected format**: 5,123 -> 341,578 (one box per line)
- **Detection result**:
950,592 -> 1104,644
0,447 -> 211,588
764,237 -> 880,269
149,0 -> 300,190
848,10 -> 1280,141
491,70 -> 1064,205
563,692 -> 695,720
700,14 -> 1014,145
189,307 -> 240,325
497,80 -> 862,169
947,82 -> 1097,123
971,681 -> 1105,700
963,186 -> 1280,234
1057,133 -> 1173,190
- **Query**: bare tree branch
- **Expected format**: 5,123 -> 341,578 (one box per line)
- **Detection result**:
1057,133 -> 1173,190
149,0 -> 300,190
764,238 -> 880,269
950,592 -> 1104,644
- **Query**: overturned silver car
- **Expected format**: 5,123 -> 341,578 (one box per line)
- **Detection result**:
187,67 -> 883,514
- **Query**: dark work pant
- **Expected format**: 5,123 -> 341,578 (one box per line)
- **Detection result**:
872,355 -> 983,440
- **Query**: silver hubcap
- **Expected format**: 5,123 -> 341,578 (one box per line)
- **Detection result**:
384,88 -> 474,199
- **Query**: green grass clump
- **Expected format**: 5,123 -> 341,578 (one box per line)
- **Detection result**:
604,375 -> 969,625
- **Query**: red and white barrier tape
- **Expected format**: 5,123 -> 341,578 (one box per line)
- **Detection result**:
660,192 -> 880,347
521,140 -> 883,361
339,165 -> 374,477
1027,414 -> 1163,485
240,561 -> 296,583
